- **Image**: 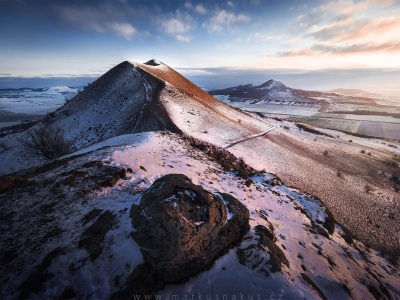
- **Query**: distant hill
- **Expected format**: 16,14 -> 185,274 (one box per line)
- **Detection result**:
329,88 -> 379,96
209,79 -> 328,105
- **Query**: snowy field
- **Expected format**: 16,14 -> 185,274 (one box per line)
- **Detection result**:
213,95 -> 320,117
0,86 -> 79,116
358,121 -> 400,139
244,103 -> 319,116
289,116 -> 400,139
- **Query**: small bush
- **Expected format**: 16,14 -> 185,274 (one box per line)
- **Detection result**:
360,150 -> 366,154
323,150 -> 329,156
18,124 -> 72,160
364,185 -> 373,193
348,140 -> 353,142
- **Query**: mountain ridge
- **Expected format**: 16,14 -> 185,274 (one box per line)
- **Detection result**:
329,88 -> 379,96
209,79 -> 327,105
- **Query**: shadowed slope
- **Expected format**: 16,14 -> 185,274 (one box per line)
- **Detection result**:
46,61 -> 181,148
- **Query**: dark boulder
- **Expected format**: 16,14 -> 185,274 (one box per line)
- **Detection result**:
130,174 -> 249,283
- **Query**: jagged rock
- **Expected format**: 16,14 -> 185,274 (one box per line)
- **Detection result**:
237,224 -> 289,276
130,174 -> 250,283
18,247 -> 66,299
0,175 -> 26,193
112,264 -> 165,299
78,210 -> 116,261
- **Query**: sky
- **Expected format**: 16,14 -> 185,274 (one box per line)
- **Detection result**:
1,0 -> 400,92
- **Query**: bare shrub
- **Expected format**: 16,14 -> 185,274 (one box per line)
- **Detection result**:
18,124 -> 72,160
390,174 -> 400,185
323,150 -> 329,156
364,185 -> 373,193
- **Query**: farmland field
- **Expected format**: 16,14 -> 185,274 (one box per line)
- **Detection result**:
314,113 -> 400,123
289,116 -> 361,133
243,103 -> 319,116
213,85 -> 400,140
358,121 -> 400,139
288,116 -> 400,139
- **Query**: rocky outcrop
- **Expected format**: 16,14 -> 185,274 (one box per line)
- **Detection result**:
130,174 -> 250,283
78,210 -> 116,261
237,224 -> 289,276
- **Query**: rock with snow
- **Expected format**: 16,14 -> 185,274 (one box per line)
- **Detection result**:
130,174 -> 250,283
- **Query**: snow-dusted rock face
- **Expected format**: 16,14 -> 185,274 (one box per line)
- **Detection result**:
130,174 -> 249,284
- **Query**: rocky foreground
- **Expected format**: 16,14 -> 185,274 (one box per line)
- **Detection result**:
1,132 -> 399,299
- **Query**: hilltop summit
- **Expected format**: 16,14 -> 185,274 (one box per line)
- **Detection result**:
259,79 -> 287,91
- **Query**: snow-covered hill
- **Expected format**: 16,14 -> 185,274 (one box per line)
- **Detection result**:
0,86 -> 79,116
209,79 -> 326,104
0,59 -> 399,299
1,132 -> 399,299
0,59 -> 273,174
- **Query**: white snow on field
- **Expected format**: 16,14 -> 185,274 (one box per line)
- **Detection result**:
0,87 -> 79,115
62,132 -> 400,298
1,133 -> 399,299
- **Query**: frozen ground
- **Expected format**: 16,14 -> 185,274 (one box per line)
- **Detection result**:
0,86 -> 79,116
1,132 -> 399,299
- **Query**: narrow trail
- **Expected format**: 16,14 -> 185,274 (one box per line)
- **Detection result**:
224,126 -> 275,149
131,67 -> 151,133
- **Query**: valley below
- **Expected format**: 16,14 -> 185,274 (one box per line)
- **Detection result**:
211,83 -> 400,140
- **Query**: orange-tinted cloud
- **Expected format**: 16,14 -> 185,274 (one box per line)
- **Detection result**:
281,0 -> 400,58
278,40 -> 400,56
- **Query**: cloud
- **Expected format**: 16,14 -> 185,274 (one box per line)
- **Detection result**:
208,10 -> 250,32
176,68 -> 216,76
282,0 -> 400,57
176,34 -> 192,42
278,40 -> 400,56
194,4 -> 207,15
310,17 -> 400,44
315,41 -> 400,54
159,11 -> 193,42
254,32 -> 282,41
161,18 -> 190,35
109,22 -> 137,40
52,4 -> 137,40
184,2 -> 207,15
